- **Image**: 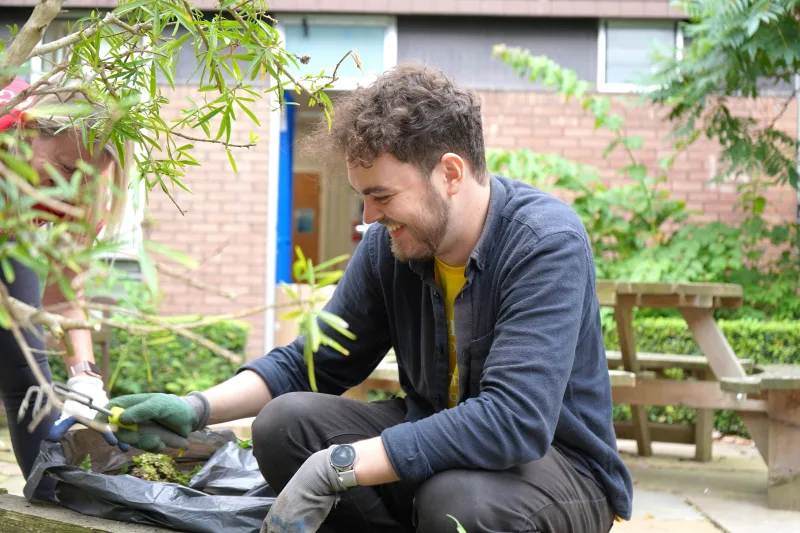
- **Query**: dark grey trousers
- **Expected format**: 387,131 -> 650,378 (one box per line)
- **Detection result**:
251,392 -> 615,533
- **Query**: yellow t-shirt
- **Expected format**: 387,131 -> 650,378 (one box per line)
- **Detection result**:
433,256 -> 467,408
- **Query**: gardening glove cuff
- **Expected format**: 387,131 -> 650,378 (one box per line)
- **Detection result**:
181,391 -> 211,432
58,375 -> 109,423
262,446 -> 347,533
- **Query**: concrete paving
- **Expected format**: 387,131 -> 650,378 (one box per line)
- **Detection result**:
2,420 -> 800,532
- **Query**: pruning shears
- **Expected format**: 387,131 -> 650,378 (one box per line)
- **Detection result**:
20,382 -> 190,451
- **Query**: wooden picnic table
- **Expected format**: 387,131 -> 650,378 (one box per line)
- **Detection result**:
597,280 -> 753,461
598,280 -> 800,511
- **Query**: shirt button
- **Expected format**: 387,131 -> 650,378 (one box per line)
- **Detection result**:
435,394 -> 442,403
436,345 -> 443,355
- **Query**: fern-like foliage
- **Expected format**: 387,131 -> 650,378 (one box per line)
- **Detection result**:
648,0 -> 800,188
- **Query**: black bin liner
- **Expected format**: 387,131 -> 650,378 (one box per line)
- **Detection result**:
23,428 -> 275,533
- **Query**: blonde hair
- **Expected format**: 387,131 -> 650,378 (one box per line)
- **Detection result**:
13,90 -> 132,238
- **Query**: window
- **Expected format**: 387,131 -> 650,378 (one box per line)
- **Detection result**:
598,19 -> 682,92
276,15 -> 397,91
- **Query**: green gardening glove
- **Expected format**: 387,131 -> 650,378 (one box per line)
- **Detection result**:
96,392 -> 211,452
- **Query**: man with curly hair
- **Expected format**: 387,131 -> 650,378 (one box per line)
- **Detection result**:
103,61 -> 634,533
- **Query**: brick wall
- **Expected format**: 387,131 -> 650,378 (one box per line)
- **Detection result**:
481,91 -> 799,227
143,86 -> 272,361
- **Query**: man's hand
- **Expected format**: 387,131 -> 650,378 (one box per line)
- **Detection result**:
262,446 -> 347,533
95,392 -> 210,452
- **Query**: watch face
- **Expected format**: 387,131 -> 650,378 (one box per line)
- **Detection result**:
331,445 -> 357,469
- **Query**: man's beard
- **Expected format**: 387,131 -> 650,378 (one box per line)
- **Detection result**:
387,185 -> 450,262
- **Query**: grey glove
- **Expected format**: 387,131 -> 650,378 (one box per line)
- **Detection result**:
262,446 -> 347,533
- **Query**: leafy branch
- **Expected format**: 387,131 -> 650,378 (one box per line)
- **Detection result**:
490,46 -> 688,259
647,0 -> 800,189
0,0 -> 361,433
280,248 -> 355,392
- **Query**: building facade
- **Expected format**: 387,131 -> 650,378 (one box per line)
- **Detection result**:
2,1 -> 797,360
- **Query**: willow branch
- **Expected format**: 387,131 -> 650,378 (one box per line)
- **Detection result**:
180,0 -> 224,92
0,55 -> 70,118
170,129 -> 256,148
155,262 -> 241,300
100,299 -> 316,333
225,6 -> 317,99
5,289 -> 100,337
24,13 -> 152,63
88,302 -> 243,363
0,0 -> 66,90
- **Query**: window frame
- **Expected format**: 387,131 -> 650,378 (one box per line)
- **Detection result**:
275,14 -> 398,92
596,18 -> 684,93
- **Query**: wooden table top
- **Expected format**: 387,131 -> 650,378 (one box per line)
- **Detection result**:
596,280 -> 743,309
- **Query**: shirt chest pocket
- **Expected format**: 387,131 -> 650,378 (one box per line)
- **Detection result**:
465,331 -> 494,398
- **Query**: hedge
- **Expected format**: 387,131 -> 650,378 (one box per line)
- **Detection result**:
603,317 -> 800,436
49,320 -> 249,398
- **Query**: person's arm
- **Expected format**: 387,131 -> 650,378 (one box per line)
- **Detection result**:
380,229 -> 593,483
202,369 -> 274,424
41,268 -> 96,374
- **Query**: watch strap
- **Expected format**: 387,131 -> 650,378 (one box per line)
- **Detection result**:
68,361 -> 102,378
338,469 -> 358,488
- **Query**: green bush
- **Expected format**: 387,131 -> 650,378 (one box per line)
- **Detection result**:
604,317 -> 800,436
49,320 -> 249,397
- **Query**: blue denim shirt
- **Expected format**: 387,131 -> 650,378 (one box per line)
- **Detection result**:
241,174 -> 634,520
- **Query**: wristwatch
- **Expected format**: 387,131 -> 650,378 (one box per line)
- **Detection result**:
329,444 -> 359,488
68,361 -> 102,379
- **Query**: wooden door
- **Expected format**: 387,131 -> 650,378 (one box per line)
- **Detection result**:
292,172 -> 320,280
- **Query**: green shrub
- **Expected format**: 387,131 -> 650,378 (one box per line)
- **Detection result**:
604,317 -> 800,436
49,320 -> 249,397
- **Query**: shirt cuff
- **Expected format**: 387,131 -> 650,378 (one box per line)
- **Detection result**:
380,421 -> 435,483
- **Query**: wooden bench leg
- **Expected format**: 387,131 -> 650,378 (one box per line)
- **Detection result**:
343,383 -> 370,401
615,299 -> 652,457
694,369 -> 714,462
767,389 -> 800,511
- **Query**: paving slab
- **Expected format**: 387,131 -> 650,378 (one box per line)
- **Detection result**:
629,489 -> 706,521
686,493 -> 800,533
612,519 -> 722,532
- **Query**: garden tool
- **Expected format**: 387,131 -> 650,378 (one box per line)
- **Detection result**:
19,382 -> 190,450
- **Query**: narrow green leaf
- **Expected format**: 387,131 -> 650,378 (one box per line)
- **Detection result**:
0,306 -> 11,330
235,98 -> 261,126
281,282 -> 299,301
312,254 -> 350,272
138,246 -> 159,296
280,309 -> 305,321
145,240 -> 199,269
320,334 -> 350,356
0,151 -> 38,185
226,148 -> 238,173
0,257 -> 15,283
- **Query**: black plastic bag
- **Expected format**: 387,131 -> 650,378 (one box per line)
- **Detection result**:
24,428 -> 275,533
189,440 -> 269,496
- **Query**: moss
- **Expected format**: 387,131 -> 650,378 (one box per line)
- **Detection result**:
130,453 -> 200,486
